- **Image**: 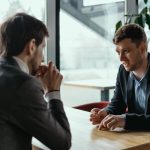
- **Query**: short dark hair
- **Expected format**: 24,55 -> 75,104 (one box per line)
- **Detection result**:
113,24 -> 147,46
0,12 -> 49,57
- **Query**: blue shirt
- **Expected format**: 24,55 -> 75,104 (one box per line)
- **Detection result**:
133,73 -> 147,114
131,64 -> 149,114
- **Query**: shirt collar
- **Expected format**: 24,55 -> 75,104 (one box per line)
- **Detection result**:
130,56 -> 150,83
13,56 -> 29,74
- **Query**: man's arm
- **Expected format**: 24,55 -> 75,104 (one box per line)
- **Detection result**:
125,113 -> 150,130
10,78 -> 71,150
104,65 -> 127,115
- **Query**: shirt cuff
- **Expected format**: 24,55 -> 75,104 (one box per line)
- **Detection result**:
121,114 -> 126,119
45,91 -> 61,102
121,114 -> 126,128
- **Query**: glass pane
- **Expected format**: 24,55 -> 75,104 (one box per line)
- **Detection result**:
84,0 -> 124,6
60,0 -> 125,106
0,0 -> 47,60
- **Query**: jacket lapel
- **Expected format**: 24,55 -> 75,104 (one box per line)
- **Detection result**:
145,54 -> 150,114
126,73 -> 135,113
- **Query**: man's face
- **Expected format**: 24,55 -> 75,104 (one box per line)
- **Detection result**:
30,38 -> 46,75
115,38 -> 145,72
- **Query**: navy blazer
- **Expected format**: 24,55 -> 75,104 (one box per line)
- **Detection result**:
0,57 -> 71,150
105,53 -> 150,130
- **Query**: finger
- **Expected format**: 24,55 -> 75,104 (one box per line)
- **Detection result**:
98,126 -> 109,131
102,117 -> 114,128
90,114 -> 100,121
48,61 -> 53,69
90,113 -> 95,117
92,121 -> 100,125
90,115 -> 97,122
90,118 -> 99,123
39,65 -> 48,77
90,113 -> 99,118
97,116 -> 109,128
105,119 -> 116,129
41,65 -> 47,74
46,62 -> 53,78
54,73 -> 63,88
110,120 -> 120,130
91,108 -> 100,114
110,124 -> 118,130
98,122 -> 106,130
91,117 -> 100,123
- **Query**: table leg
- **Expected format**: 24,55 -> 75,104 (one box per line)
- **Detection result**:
101,90 -> 109,101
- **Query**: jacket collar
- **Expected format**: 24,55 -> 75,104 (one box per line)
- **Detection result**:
0,57 -> 21,70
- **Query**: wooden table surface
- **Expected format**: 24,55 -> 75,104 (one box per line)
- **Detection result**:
32,107 -> 150,150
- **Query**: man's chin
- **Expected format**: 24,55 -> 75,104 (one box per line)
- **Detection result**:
124,66 -> 131,72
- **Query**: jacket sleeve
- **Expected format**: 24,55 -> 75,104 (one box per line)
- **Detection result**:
10,77 -> 71,150
125,113 -> 150,130
104,65 -> 127,115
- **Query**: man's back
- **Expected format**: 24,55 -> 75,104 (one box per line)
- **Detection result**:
0,58 -> 36,150
0,13 -> 71,150
0,58 -> 71,150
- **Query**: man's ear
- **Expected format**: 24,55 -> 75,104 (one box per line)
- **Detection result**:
26,39 -> 36,56
140,41 -> 147,54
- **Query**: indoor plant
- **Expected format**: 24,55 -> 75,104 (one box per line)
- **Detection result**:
115,0 -> 150,32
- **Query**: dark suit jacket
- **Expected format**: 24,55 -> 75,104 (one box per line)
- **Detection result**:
105,53 -> 150,130
0,57 -> 71,150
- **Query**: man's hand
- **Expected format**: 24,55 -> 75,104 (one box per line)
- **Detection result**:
90,108 -> 108,125
98,114 -> 125,130
36,61 -> 63,93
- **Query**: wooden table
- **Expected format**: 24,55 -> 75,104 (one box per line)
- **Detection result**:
64,79 -> 115,101
32,107 -> 150,150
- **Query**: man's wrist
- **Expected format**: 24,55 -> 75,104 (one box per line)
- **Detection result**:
45,91 -> 61,102
46,89 -> 60,94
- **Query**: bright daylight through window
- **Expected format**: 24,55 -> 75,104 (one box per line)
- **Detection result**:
0,0 -> 47,60
60,0 -> 125,106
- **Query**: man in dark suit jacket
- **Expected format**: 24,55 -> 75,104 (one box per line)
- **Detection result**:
90,24 -> 150,131
0,13 -> 71,150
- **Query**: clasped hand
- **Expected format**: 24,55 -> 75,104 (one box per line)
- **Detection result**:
90,108 -> 125,130
36,61 -> 63,93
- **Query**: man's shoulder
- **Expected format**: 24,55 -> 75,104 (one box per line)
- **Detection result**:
0,60 -> 37,88
0,57 -> 42,89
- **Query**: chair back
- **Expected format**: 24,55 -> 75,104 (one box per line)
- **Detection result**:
73,101 -> 110,112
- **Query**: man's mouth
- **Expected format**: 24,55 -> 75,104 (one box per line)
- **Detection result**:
122,62 -> 128,67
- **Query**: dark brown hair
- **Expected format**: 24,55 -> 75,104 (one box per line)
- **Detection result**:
113,24 -> 147,47
0,12 -> 49,57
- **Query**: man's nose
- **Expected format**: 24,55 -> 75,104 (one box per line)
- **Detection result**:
119,53 -> 125,61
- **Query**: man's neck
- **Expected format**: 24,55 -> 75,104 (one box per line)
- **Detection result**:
13,56 -> 29,74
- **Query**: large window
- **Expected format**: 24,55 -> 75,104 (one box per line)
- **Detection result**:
60,0 -> 125,106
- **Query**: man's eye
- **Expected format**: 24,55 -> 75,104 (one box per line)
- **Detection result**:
116,51 -> 120,55
124,50 -> 129,53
